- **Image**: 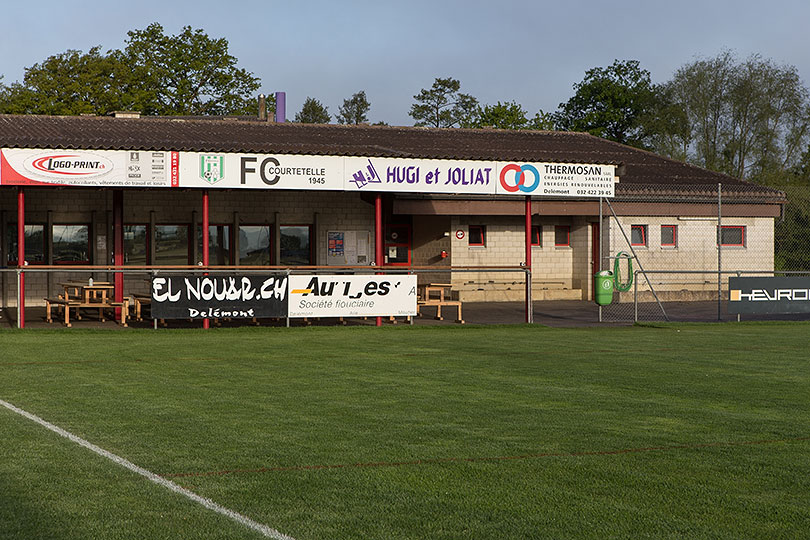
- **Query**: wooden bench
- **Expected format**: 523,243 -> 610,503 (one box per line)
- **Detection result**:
45,296 -> 129,327
108,300 -> 129,327
417,300 -> 464,323
44,297 -> 81,327
131,294 -> 151,322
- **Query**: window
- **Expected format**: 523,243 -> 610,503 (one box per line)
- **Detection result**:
554,225 -> 570,247
280,225 -> 312,265
197,224 -> 232,265
385,224 -> 411,265
239,225 -> 271,265
720,225 -> 746,247
630,225 -> 647,247
52,225 -> 90,264
155,225 -> 191,265
531,225 -> 542,247
468,225 -> 486,247
661,225 -> 677,247
6,224 -> 45,265
124,225 -> 149,265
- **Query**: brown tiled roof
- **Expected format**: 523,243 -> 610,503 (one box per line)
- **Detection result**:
0,114 -> 784,201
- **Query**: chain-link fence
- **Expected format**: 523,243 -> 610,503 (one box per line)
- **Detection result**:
600,183 -> 810,322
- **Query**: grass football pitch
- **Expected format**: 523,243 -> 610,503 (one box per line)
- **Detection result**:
1,323 -> 809,539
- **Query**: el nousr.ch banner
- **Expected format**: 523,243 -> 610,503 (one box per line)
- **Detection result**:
150,274 -> 418,320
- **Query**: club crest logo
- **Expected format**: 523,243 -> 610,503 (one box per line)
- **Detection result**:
200,155 -> 224,184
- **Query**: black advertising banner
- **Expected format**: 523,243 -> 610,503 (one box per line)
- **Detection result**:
151,274 -> 288,319
728,276 -> 810,314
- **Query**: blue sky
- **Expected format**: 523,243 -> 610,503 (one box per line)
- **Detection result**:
1,0 -> 807,125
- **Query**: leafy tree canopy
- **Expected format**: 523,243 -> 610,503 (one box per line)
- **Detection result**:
553,59 -> 656,147
0,23 -> 260,116
410,77 -> 478,128
336,90 -> 370,124
295,97 -> 331,123
472,101 -> 553,130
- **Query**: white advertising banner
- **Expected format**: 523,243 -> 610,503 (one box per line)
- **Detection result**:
2,148 -> 616,198
178,152 -> 344,190
344,156 -> 496,195
288,274 -> 417,318
495,162 -> 615,197
0,148 -> 178,188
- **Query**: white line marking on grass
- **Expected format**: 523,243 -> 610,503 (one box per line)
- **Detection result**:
0,398 -> 295,540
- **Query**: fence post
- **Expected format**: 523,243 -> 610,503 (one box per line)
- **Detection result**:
717,183 -> 722,321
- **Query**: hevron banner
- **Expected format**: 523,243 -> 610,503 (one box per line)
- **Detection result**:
288,274 -> 418,318
151,274 -> 288,319
728,276 -> 810,314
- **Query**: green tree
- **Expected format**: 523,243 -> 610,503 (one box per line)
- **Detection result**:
336,90 -> 370,124
0,47 -> 140,115
667,51 -> 809,180
472,101 -> 553,130
553,59 -> 656,147
295,97 -> 331,123
409,77 -> 478,128
0,23 -> 260,116
638,85 -> 692,161
123,23 -> 260,116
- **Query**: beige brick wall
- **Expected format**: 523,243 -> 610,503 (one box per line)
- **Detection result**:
448,215 -> 595,301
610,216 -> 775,298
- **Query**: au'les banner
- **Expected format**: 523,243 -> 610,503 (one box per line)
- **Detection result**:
729,276 -> 810,314
151,274 -> 289,319
288,274 -> 417,318
0,149 -> 178,187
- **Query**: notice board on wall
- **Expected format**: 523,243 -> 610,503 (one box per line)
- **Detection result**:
326,230 -> 370,265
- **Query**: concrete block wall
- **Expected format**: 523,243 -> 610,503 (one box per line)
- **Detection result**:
610,216 -> 774,299
449,215 -> 594,301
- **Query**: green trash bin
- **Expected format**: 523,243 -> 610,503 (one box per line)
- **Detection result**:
594,270 -> 614,306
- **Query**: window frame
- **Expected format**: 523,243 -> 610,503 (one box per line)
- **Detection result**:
124,224 -> 150,266
660,224 -> 677,248
50,224 -> 92,265
554,225 -> 570,247
630,224 -> 648,247
6,223 -> 46,266
154,224 -> 192,266
238,224 -> 272,266
531,225 -> 542,247
468,225 -> 486,247
280,224 -> 314,266
197,223 -> 234,265
384,223 -> 412,266
719,225 -> 746,247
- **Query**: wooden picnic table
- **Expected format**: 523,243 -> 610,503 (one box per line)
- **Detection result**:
44,281 -> 128,327
418,283 -> 464,323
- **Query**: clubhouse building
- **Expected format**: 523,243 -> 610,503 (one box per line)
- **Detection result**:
0,111 -> 786,315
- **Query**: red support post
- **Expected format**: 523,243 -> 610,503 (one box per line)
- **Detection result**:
375,193 -> 383,327
202,190 -> 210,329
17,187 -> 25,329
113,190 -> 124,319
525,196 -> 532,324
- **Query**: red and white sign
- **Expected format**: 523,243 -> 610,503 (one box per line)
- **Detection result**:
0,149 -> 178,188
455,230 -> 465,240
